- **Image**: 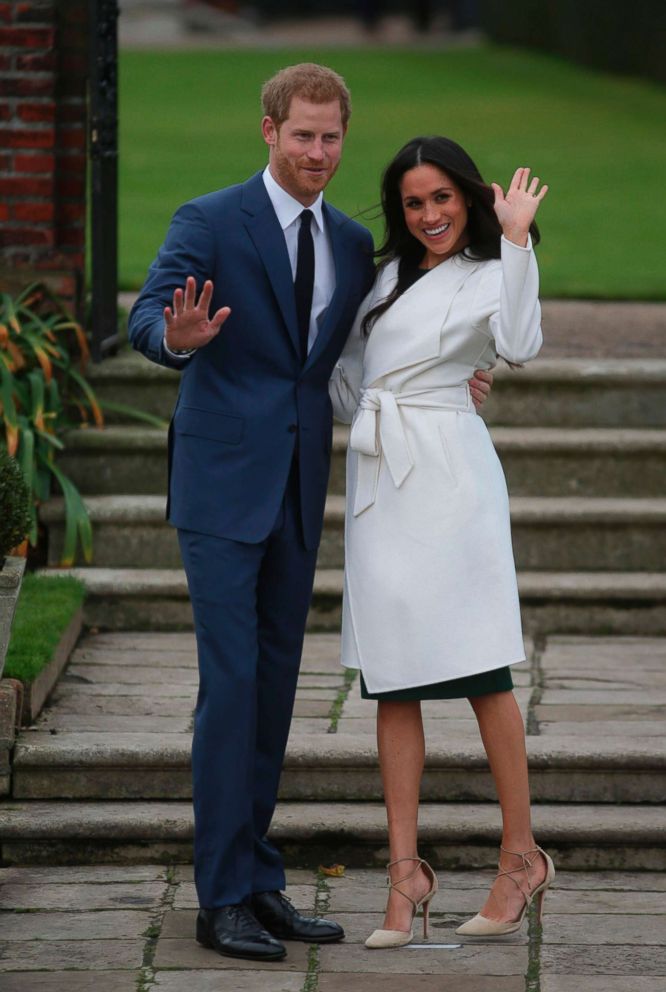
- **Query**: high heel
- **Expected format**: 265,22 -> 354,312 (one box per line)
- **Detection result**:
456,845 -> 555,937
365,857 -> 438,949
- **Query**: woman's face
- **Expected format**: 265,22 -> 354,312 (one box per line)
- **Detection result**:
399,164 -> 469,268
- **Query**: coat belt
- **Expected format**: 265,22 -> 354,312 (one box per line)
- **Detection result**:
349,385 -> 472,516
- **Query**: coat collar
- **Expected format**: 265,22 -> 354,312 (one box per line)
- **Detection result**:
362,254 -> 480,385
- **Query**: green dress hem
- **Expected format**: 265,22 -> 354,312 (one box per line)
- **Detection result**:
359,666 -> 514,701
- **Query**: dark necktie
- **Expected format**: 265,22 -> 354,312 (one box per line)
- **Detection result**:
294,209 -> 314,362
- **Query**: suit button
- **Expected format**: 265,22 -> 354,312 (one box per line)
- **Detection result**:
288,424 -> 298,433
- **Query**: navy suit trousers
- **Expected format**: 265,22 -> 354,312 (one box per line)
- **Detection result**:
178,461 -> 319,908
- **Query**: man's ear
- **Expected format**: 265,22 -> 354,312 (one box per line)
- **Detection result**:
261,115 -> 278,147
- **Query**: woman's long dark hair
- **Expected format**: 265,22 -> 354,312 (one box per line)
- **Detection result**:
362,136 -> 541,336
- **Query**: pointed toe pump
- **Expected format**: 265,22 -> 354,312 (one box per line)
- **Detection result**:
456,845 -> 555,937
365,857 -> 438,949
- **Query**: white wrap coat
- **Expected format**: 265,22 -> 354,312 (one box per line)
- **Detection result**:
329,236 -> 542,693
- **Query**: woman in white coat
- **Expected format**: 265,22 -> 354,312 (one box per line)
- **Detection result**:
330,137 -> 555,947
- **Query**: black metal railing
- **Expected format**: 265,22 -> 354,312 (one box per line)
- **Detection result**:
88,0 -> 119,362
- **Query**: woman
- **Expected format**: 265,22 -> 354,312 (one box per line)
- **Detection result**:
329,137 -> 555,948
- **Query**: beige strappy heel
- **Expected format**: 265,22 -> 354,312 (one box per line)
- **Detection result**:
365,857 -> 439,949
456,845 -> 555,937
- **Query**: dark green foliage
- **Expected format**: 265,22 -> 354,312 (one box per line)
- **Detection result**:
0,446 -> 31,559
481,0 -> 666,85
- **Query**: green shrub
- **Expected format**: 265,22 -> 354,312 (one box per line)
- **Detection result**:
0,446 -> 31,560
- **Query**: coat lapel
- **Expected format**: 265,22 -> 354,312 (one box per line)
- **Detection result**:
363,254 -> 480,385
303,203 -> 349,372
241,173 -> 300,359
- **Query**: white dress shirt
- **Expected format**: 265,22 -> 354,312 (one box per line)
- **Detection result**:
163,166 -> 337,360
262,165 -> 336,354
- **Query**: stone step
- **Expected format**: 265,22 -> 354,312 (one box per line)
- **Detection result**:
90,350 -> 666,428
39,567 -> 666,635
11,732 -> 666,805
0,799 -> 663,869
42,494 -> 666,572
59,425 -> 666,497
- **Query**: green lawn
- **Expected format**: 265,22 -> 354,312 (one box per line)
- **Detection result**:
119,46 -> 666,299
4,574 -> 86,683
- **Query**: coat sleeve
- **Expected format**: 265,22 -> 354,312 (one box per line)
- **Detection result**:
474,235 -> 543,364
328,290 -> 370,424
127,201 -> 216,371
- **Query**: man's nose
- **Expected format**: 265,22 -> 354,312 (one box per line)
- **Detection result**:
307,141 -> 325,161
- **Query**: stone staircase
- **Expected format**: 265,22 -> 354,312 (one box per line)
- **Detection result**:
43,351 -> 666,635
2,321 -> 665,868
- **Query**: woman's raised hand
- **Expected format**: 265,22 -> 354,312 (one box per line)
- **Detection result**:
164,276 -> 231,352
491,168 -> 548,247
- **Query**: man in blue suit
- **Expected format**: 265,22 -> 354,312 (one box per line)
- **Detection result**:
129,64 -> 373,962
130,62 -> 491,962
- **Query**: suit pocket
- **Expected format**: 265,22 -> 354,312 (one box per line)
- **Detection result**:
174,405 -> 244,444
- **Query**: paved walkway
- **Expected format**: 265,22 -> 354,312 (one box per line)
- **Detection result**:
2,631 -> 665,987
1,862 -> 665,989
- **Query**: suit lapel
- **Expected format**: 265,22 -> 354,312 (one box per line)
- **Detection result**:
303,203 -> 349,372
241,173 -> 300,359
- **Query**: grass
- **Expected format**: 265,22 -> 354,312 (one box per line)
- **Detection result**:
119,45 -> 666,299
3,573 -> 86,683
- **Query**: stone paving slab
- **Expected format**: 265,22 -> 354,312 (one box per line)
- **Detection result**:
539,721 -> 666,737
33,713 -> 193,733
0,938 -> 144,971
0,908 -> 150,940
70,648 -> 197,667
539,689 -> 666,705
66,664 -> 198,684
544,913 -> 666,945
45,695 -> 194,716
52,681 -> 195,698
1,975 -> 137,992
83,632 -> 196,650
544,674 -> 666,689
540,944 -> 666,975
318,978 -> 524,992
318,943 -> 528,974
0,880 -> 165,910
0,865 -> 664,988
542,978 -> 665,991
534,703 -> 666,722
153,973 -> 306,991
0,864 -> 166,883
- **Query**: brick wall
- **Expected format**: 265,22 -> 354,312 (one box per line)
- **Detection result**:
0,0 -> 88,310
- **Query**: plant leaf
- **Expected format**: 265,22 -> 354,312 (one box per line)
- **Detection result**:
49,461 -> 93,566
97,399 -> 168,428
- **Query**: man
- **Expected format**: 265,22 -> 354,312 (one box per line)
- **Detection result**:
129,63 -> 491,962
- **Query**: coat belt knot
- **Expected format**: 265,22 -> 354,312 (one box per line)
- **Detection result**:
348,384 -> 472,517
349,388 -> 415,516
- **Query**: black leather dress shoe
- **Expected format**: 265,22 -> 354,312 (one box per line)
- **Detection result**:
251,890 -> 345,943
196,905 -> 286,960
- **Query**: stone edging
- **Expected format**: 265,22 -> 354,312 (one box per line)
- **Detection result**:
20,606 -> 83,726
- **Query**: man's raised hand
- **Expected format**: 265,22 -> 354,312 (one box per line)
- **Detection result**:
164,277 -> 231,352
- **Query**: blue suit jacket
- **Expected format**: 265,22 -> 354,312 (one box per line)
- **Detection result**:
128,171 -> 375,550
